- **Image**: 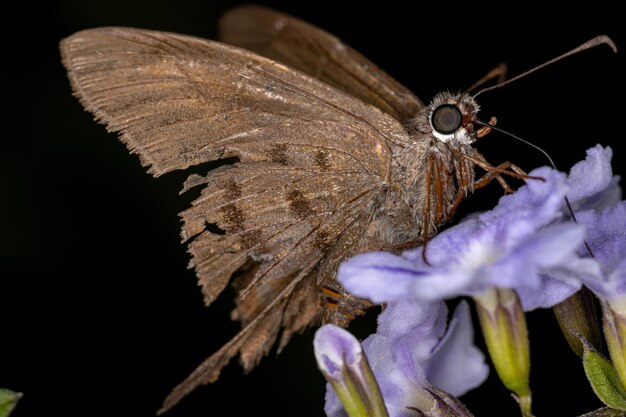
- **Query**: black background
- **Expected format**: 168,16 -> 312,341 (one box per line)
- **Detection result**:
1,1 -> 624,416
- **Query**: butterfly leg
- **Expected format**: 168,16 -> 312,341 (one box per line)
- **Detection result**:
473,161 -> 527,194
462,152 -> 537,183
421,154 -> 455,264
445,154 -> 474,222
321,285 -> 372,325
447,158 -> 526,223
420,155 -> 438,264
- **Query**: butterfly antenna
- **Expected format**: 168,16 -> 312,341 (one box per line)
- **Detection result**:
473,36 -> 616,99
475,119 -> 594,258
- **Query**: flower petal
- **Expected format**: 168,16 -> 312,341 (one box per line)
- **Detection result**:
375,300 -> 447,342
377,301 -> 447,386
576,201 -> 626,299
574,176 -> 622,212
567,145 -> 614,204
361,333 -> 421,416
484,167 -> 568,225
516,273 -> 582,311
338,252 -> 425,303
424,301 -> 489,396
489,222 -> 587,289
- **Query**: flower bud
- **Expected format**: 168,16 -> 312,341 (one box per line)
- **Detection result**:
314,324 -> 388,417
553,287 -> 603,358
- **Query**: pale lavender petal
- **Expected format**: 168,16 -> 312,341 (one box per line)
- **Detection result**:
324,387 -> 346,417
483,167 -> 568,224
576,201 -> 626,299
402,220 -> 512,299
609,259 -> 626,295
406,269 -> 482,302
574,175 -> 622,212
338,252 -> 426,303
361,333 -> 419,417
425,301 -> 489,396
581,202 -> 626,272
516,272 -> 582,311
567,145 -> 614,204
379,301 -> 447,386
375,300 -> 447,342
403,220 -> 482,266
489,223 -> 587,289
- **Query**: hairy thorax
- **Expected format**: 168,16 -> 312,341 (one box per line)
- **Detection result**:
369,93 -> 480,250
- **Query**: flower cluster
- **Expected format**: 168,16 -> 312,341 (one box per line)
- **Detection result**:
317,301 -> 486,417
314,145 -> 626,417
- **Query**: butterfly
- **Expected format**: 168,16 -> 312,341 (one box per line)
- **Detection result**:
60,5 -> 542,412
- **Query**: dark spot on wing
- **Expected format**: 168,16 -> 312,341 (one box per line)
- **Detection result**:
240,230 -> 261,250
268,143 -> 289,165
225,179 -> 242,201
314,150 -> 330,170
314,229 -> 334,251
287,189 -> 311,219
222,204 -> 245,231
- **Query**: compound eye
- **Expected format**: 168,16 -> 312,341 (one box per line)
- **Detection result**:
431,104 -> 462,134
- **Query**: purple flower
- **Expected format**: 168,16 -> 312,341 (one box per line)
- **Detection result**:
572,201 -> 626,300
339,167 -> 593,310
324,301 -> 487,417
324,145 -> 624,414
338,146 -> 623,311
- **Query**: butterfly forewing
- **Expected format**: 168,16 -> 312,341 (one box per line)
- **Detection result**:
60,26 -> 411,411
218,5 -> 424,122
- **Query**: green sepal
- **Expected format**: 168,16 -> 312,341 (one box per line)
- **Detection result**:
582,337 -> 626,410
0,389 -> 21,417
474,288 -> 532,417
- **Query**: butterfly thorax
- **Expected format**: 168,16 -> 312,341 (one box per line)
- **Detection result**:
381,92 -> 480,248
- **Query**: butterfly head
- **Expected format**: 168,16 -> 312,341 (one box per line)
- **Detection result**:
428,92 -> 480,145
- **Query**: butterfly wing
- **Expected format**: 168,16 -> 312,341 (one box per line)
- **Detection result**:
60,27 -> 410,411
218,5 -> 425,123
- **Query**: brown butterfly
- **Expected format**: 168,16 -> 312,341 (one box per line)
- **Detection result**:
60,5 -> 609,413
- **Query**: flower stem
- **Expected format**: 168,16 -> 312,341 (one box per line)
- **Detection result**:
518,393 -> 533,417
